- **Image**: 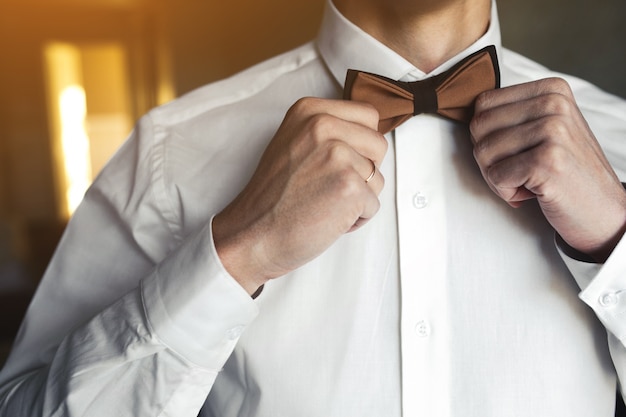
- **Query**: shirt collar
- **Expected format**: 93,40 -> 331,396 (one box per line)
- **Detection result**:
316,0 -> 503,85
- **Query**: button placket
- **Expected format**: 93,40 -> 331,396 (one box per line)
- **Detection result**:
394,117 -> 450,417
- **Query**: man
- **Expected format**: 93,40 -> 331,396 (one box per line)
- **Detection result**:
1,0 -> 626,415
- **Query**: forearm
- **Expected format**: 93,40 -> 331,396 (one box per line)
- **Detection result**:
0,220 -> 258,416
0,289 -> 217,417
0,112 -> 259,416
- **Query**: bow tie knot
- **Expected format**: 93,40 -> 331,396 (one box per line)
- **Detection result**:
344,45 -> 501,134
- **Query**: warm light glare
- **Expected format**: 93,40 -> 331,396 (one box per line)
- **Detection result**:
59,85 -> 92,215
45,41 -> 141,218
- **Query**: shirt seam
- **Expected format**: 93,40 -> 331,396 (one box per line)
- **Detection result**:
147,112 -> 184,245
149,42 -> 319,128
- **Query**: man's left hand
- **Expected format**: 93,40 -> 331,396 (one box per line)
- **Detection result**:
470,77 -> 626,262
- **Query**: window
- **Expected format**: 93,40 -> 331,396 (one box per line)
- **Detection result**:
44,42 -> 133,218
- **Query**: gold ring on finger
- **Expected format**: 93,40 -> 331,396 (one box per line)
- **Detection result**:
365,159 -> 376,183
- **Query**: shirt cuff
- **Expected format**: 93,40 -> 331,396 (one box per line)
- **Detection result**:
142,218 -> 259,369
558,232 -> 626,343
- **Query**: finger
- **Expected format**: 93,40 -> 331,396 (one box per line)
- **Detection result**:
290,97 -> 388,163
361,158 -> 385,196
473,116 -> 556,169
349,188 -> 381,232
472,90 -> 576,143
363,158 -> 377,183
291,97 -> 381,132
486,143 -> 553,203
333,118 -> 388,165
329,142 -> 385,196
301,111 -> 388,165
474,77 -> 574,114
322,148 -> 383,232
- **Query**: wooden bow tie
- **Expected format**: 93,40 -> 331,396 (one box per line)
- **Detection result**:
343,45 -> 500,134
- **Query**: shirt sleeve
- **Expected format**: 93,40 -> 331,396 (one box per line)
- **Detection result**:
0,113 -> 259,416
558,232 -> 626,400
558,229 -> 626,341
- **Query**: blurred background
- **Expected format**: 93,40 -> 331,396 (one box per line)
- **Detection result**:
0,0 -> 624,398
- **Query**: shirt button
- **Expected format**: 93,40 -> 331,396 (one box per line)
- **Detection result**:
227,325 -> 245,340
599,293 -> 619,307
415,320 -> 431,338
412,192 -> 428,209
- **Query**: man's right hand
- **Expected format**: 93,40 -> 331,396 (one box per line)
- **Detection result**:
213,97 -> 387,295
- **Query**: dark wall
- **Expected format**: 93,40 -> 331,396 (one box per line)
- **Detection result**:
498,0 -> 626,98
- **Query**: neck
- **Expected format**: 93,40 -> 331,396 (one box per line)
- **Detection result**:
333,0 -> 491,73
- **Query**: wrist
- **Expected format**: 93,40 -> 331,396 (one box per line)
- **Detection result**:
212,214 -> 269,296
561,184 -> 626,263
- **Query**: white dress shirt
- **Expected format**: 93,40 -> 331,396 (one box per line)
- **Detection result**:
2,1 -> 626,416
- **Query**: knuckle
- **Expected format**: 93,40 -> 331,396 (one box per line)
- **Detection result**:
307,113 -> 334,141
539,93 -> 571,116
352,101 -> 381,133
371,198 -> 381,214
545,77 -> 572,95
288,98 -> 307,117
472,145 -> 481,164
290,96 -> 318,114
536,78 -> 574,104
359,101 -> 380,122
335,171 -> 363,198
474,90 -> 493,113
469,112 -> 486,138
472,133 -> 492,159
373,135 -> 389,160
376,172 -> 385,190
536,115 -> 569,139
486,164 -> 503,186
325,140 -> 351,165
